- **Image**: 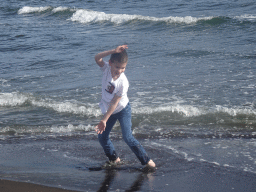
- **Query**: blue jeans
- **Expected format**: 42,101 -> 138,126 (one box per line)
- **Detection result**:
98,103 -> 150,165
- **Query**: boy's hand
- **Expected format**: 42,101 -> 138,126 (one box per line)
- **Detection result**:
94,120 -> 106,134
115,45 -> 128,53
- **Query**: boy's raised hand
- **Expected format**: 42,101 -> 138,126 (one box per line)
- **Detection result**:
115,45 -> 128,53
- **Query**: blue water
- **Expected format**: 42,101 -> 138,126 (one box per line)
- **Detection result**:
0,0 -> 256,191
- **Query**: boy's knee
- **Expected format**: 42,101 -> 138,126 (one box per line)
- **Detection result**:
123,134 -> 134,145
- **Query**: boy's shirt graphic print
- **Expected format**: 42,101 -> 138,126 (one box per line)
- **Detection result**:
105,82 -> 115,94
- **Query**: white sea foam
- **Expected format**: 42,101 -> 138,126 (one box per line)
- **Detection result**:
18,6 -> 51,14
31,100 -> 101,117
46,124 -> 94,133
0,92 -> 101,117
215,105 -> 256,116
16,5 -> 229,25
235,14 -> 256,20
1,92 -> 255,120
132,104 -> 203,117
132,103 -> 256,118
0,79 -> 10,87
0,124 -> 94,135
52,6 -> 69,13
69,9 -> 213,24
0,92 -> 28,106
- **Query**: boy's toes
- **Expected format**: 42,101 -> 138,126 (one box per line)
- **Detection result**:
114,157 -> 121,164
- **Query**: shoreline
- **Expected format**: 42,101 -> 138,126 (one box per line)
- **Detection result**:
0,179 -> 79,192
1,137 -> 256,192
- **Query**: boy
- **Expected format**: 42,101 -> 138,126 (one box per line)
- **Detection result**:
94,45 -> 155,168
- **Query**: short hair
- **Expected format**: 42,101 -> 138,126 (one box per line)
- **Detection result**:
110,50 -> 128,64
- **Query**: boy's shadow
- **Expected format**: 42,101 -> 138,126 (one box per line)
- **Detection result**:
97,168 -> 155,192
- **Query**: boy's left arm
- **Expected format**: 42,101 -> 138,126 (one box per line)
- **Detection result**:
94,45 -> 128,68
95,94 -> 122,134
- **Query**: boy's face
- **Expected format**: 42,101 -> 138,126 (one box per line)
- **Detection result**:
109,60 -> 127,80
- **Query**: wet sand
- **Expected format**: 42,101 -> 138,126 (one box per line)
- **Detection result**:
0,179 -> 78,192
1,163 -> 256,192
0,136 -> 256,192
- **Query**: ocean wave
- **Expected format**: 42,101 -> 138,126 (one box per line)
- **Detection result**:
69,9 -> 213,24
0,124 -> 94,137
132,103 -> 256,128
18,6 -> 52,14
235,14 -> 256,21
0,78 -> 11,87
0,92 -> 28,106
133,104 -> 256,117
0,92 -> 101,117
1,92 -> 255,127
17,6 -> 213,24
18,6 -> 255,26
52,6 -> 70,13
17,6 -> 75,15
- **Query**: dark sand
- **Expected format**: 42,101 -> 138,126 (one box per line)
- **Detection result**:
1,137 -> 256,192
1,164 -> 256,192
0,179 -> 78,192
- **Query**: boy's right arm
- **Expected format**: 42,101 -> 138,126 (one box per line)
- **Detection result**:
94,45 -> 128,67
95,49 -> 115,67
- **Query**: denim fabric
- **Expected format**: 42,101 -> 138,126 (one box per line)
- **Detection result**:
98,103 -> 150,165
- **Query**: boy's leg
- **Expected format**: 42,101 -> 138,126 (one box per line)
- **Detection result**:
98,115 -> 118,162
118,103 -> 150,165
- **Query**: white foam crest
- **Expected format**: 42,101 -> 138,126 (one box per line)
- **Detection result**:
18,6 -> 51,14
0,92 -> 101,117
215,105 -> 256,116
0,79 -> 10,87
132,104 -> 203,117
0,92 -> 29,106
69,9 -> 212,24
132,103 -> 256,118
235,14 -> 256,20
52,6 -> 69,13
32,99 -> 101,117
0,124 -> 94,135
69,10 -> 135,24
46,124 -> 94,133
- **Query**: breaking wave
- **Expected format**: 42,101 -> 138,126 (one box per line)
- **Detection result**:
17,6 -> 256,25
0,92 -> 101,117
1,92 -> 255,128
69,9 -> 213,24
17,6 -> 212,25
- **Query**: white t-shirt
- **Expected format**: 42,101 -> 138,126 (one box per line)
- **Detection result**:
99,61 -> 129,114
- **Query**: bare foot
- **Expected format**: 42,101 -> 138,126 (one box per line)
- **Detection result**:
147,159 -> 156,168
114,157 -> 121,164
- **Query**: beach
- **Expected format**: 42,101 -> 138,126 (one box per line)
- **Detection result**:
0,179 -> 78,192
1,166 -> 256,192
1,135 -> 256,192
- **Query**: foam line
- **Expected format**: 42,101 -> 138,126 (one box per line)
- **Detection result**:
18,6 -> 51,14
69,9 -> 213,24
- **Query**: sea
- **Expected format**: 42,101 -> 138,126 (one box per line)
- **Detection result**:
0,0 -> 256,191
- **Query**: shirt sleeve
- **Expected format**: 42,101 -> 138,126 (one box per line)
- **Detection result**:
100,61 -> 108,72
